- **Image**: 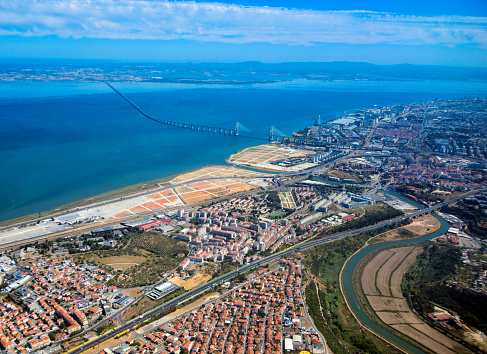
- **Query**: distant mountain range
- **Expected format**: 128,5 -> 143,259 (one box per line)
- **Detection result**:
1,59 -> 486,82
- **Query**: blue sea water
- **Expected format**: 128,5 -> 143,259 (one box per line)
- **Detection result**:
0,79 -> 486,222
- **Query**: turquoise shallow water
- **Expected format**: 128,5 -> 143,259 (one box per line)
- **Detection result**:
0,79 -> 486,221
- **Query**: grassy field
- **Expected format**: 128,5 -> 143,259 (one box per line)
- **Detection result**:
74,230 -> 188,288
302,234 -> 394,354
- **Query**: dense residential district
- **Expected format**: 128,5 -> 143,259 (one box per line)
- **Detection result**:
0,98 -> 487,354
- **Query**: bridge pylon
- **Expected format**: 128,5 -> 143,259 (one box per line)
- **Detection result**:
235,122 -> 239,136
269,126 -> 274,141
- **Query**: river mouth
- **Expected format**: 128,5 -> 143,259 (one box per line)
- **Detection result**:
341,192 -> 450,354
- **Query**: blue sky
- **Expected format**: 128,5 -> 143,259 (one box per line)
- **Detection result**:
0,0 -> 486,66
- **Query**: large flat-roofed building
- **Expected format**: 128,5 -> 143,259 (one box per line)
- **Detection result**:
284,338 -> 293,351
146,281 -> 179,300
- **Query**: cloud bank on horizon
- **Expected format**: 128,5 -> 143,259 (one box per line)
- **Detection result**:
1,0 -> 486,48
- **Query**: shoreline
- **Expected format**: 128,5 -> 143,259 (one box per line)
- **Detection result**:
0,163 -> 269,229
1,141 -> 313,228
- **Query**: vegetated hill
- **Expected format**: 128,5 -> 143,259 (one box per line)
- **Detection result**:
88,229 -> 188,288
408,245 -> 487,334
442,203 -> 487,239
3,59 -> 487,82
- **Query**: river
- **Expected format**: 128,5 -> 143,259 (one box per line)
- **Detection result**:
341,192 -> 450,354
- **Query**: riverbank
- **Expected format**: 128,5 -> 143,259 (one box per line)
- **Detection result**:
339,194 -> 467,353
353,243 -> 468,354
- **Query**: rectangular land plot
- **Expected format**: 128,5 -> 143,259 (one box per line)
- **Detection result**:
147,192 -> 164,199
410,323 -> 461,351
111,211 -> 133,218
206,187 -> 231,197
390,247 -> 423,298
361,249 -> 394,296
141,201 -> 163,210
224,183 -> 255,193
392,325 -> 457,354
366,296 -> 409,312
179,191 -> 214,204
130,205 -> 150,214
376,311 -> 422,325
190,181 -> 215,190
376,246 -> 414,296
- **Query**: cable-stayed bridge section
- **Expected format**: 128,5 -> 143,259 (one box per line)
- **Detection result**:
105,82 -> 290,141
105,82 -> 238,136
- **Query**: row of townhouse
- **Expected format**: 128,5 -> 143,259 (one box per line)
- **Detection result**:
0,300 -> 58,352
145,259 -> 320,354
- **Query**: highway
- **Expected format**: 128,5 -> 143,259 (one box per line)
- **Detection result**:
0,149 -> 395,235
69,188 -> 479,354
0,151 -> 393,251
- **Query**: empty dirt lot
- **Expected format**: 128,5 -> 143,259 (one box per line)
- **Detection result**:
227,144 -> 315,171
169,273 -> 212,290
98,255 -> 147,271
372,214 -> 441,243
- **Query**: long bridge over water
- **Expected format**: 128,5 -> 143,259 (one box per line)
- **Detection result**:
105,82 -> 286,141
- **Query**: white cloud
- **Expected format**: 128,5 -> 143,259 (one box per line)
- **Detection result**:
0,0 -> 486,47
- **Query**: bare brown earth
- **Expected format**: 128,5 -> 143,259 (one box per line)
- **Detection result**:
392,325 -> 457,354
375,246 -> 414,296
361,246 -> 466,353
98,255 -> 147,271
373,214 -> 441,243
366,296 -> 410,312
169,273 -> 212,290
404,215 -> 441,235
361,250 -> 393,296
375,311 -> 422,325
389,247 -> 423,298
227,144 -> 315,171
121,287 -> 143,299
